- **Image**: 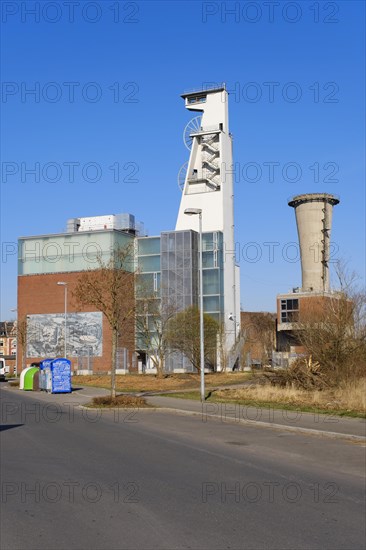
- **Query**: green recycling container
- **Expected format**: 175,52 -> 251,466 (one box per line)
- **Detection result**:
23,367 -> 39,390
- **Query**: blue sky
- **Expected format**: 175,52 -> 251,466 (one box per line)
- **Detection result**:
1,0 -> 365,318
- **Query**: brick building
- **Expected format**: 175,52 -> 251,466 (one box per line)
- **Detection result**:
0,321 -> 16,357
17,229 -> 136,373
274,290 -> 344,366
0,321 -> 16,372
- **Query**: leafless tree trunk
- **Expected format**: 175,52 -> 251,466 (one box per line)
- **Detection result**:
296,262 -> 366,385
73,244 -> 135,398
17,316 -> 28,370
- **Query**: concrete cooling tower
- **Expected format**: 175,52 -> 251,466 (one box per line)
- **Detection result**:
288,193 -> 339,293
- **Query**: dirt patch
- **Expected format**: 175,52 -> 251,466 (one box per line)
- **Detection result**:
73,373 -> 251,392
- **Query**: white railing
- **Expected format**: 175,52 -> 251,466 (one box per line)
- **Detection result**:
183,83 -> 226,94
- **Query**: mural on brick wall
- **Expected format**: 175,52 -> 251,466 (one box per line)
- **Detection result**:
26,312 -> 103,358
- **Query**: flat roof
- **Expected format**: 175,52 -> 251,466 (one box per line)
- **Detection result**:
18,228 -> 135,240
288,193 -> 340,207
277,290 -> 340,298
181,86 -> 226,99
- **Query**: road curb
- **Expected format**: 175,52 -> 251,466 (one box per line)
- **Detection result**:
3,387 -> 364,442
153,407 -> 366,442
78,404 -> 156,411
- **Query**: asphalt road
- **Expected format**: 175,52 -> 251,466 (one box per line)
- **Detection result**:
1,386 -> 365,550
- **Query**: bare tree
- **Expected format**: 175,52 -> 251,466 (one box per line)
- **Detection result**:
17,316 -> 28,370
135,295 -> 176,378
165,306 -> 219,373
73,245 -> 135,398
217,323 -> 229,373
296,261 -> 366,385
240,312 -> 276,368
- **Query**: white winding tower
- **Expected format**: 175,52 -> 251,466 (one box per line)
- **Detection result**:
176,85 -> 240,354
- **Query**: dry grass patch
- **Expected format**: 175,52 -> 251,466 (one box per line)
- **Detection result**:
213,378 -> 366,415
90,394 -> 150,408
73,373 -> 251,392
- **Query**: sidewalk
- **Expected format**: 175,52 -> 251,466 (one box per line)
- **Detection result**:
1,384 -> 110,407
145,395 -> 366,441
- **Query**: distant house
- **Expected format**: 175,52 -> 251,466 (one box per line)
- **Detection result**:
0,321 -> 16,357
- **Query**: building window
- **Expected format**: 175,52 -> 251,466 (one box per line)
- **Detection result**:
187,95 -> 206,105
281,299 -> 299,323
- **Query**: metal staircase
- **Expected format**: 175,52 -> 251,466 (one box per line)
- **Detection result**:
202,134 -> 220,189
226,330 -> 245,370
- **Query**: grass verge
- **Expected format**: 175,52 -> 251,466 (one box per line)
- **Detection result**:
164,381 -> 366,419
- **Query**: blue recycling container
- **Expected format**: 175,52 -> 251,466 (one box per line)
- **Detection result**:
39,359 -> 53,391
39,358 -> 72,393
50,358 -> 72,393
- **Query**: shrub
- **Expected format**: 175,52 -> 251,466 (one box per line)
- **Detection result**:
91,394 -> 149,408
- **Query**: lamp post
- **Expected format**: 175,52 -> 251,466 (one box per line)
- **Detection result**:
184,207 -> 205,402
57,282 -> 68,358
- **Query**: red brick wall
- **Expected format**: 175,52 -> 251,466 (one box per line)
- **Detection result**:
18,272 -> 135,372
240,311 -> 276,363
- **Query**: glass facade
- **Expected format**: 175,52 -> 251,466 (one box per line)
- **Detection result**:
136,230 -> 225,372
160,230 -> 199,313
201,232 -> 224,324
136,231 -> 224,321
136,236 -> 161,296
18,231 -> 134,275
136,237 -> 162,355
160,230 -> 199,372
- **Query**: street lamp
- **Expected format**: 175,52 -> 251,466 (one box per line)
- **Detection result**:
184,207 -> 205,402
57,282 -> 68,358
